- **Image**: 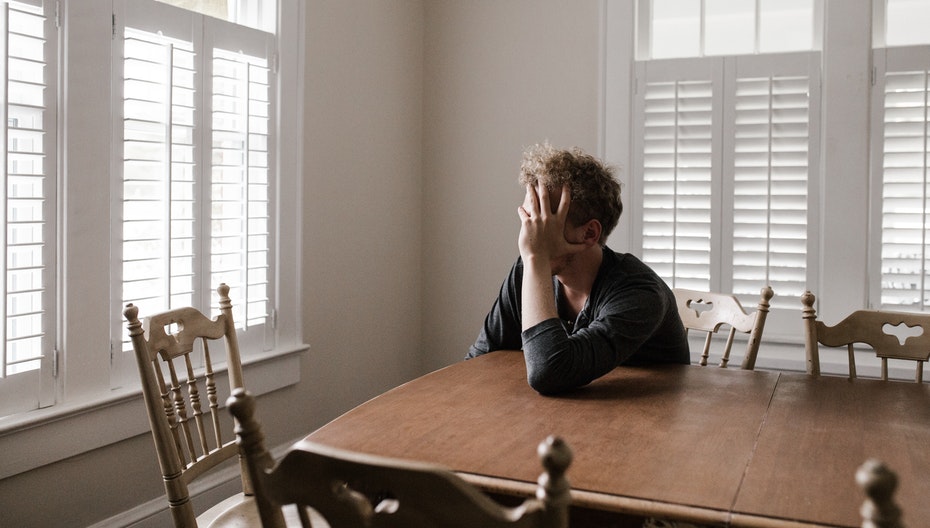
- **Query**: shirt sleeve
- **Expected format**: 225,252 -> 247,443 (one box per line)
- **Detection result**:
521,279 -> 675,394
466,258 -> 524,359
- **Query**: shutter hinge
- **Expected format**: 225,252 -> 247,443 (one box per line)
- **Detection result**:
112,13 -> 116,38
871,66 -> 876,86
52,348 -> 59,378
272,52 -> 279,75
55,1 -> 61,28
270,308 -> 278,329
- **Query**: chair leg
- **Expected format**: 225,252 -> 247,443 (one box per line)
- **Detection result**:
847,344 -> 857,379
700,333 -> 712,366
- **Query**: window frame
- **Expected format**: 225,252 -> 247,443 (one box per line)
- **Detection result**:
0,0 -> 305,480
610,1 -> 877,372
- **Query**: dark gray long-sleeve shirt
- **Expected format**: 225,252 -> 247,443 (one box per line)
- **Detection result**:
467,247 -> 690,394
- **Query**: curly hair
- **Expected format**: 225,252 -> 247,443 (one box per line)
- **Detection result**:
519,142 -> 623,244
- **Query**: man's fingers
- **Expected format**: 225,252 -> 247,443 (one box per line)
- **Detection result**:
523,184 -> 538,214
536,181 -> 551,216
557,184 -> 572,216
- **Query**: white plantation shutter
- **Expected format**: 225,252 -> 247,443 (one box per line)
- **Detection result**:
121,27 -> 198,329
208,26 -> 274,333
116,1 -> 275,366
0,0 -> 56,415
636,59 -> 721,292
873,47 -> 930,310
726,54 -> 819,310
640,78 -> 715,289
634,53 -> 819,330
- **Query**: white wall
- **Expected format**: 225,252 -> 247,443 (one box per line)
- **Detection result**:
300,0 -> 426,428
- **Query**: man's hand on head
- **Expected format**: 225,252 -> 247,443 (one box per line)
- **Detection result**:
517,182 -> 586,265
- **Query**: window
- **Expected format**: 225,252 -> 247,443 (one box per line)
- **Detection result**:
883,0 -> 930,48
155,0 -> 276,32
0,0 -> 56,417
0,0 -> 302,430
627,0 -> 820,335
645,0 -> 815,60
113,0 -> 277,384
871,0 -> 930,310
0,0 -> 302,482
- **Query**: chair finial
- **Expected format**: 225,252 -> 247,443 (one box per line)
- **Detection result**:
801,291 -> 816,313
760,285 -> 775,303
536,435 -> 572,516
218,283 -> 232,312
538,435 -> 573,474
123,303 -> 144,338
228,388 -> 266,458
227,387 -> 253,420
857,459 -> 904,528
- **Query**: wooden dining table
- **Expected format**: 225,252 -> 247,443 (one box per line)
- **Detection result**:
305,350 -> 930,527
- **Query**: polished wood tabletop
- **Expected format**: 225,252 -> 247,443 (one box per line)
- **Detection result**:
732,373 -> 930,527
306,350 -> 930,527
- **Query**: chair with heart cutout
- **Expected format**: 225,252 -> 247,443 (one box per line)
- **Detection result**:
673,286 -> 775,370
801,291 -> 930,382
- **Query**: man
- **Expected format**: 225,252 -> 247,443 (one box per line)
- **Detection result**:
467,143 -> 689,394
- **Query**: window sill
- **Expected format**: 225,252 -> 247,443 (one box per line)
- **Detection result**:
0,345 -> 308,480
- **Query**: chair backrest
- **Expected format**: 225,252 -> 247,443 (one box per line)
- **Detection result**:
124,283 -> 248,528
857,459 -> 904,528
227,388 -> 573,528
673,286 -> 774,369
801,291 -> 930,382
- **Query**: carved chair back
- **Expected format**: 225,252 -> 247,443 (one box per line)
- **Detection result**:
673,286 -> 774,369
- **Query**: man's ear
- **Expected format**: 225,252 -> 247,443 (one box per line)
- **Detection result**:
582,219 -> 602,246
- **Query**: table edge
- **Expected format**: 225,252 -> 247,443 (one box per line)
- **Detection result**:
460,473 -> 844,527
458,472 -> 731,525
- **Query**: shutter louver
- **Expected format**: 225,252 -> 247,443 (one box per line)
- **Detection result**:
880,70 -> 929,308
642,79 -> 714,290
732,75 -> 809,307
3,1 -> 49,378
121,28 -> 197,334
210,48 -> 270,329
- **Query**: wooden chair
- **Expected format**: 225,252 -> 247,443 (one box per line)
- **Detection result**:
673,286 -> 774,369
857,459 -> 905,528
227,388 -> 574,528
801,291 -> 930,381
124,283 -> 253,527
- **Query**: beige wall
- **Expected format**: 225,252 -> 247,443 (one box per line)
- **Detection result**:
421,0 -> 603,370
300,0 -> 426,428
300,0 -> 603,414
0,1 -> 605,526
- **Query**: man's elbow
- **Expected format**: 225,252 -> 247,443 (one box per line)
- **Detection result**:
526,367 -> 570,395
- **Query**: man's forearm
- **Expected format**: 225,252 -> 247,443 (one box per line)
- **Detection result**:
521,256 -> 557,331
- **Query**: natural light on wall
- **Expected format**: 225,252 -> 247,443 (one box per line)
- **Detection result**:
155,0 -> 276,32
650,0 -> 814,59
